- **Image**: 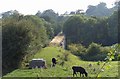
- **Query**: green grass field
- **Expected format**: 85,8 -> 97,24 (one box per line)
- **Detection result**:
4,47 -> 118,77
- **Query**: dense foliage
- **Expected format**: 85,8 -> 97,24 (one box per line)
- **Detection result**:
68,43 -> 107,61
2,12 -> 49,75
68,43 -> 119,61
63,7 -> 119,61
1,10 -> 70,75
63,12 -> 118,46
86,2 -> 117,17
36,9 -> 69,36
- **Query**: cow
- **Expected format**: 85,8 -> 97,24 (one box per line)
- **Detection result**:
52,58 -> 57,67
72,66 -> 88,77
29,58 -> 46,69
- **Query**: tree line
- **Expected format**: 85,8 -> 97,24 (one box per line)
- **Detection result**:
63,11 -> 118,46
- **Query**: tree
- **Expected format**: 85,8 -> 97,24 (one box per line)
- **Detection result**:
76,9 -> 84,14
36,9 -> 63,36
118,1 -> 120,43
63,16 -> 85,44
70,11 -> 76,15
63,12 -> 118,46
44,21 -> 54,39
86,2 -> 112,17
2,13 -> 48,75
108,11 -> 118,44
2,10 -> 20,18
36,11 -> 41,16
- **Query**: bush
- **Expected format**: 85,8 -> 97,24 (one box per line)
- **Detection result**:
117,54 -> 120,61
68,43 -> 110,61
84,43 -> 109,61
68,44 -> 86,56
86,43 -> 101,56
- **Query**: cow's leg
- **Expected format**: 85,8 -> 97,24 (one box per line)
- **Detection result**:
52,63 -> 55,67
80,73 -> 81,77
73,73 -> 74,77
75,72 -> 77,77
73,71 -> 75,77
73,71 -> 77,77
82,74 -> 84,77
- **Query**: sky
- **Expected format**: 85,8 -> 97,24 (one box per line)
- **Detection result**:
0,0 -> 118,15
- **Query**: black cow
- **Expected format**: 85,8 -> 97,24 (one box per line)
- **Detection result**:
52,58 -> 57,67
72,66 -> 88,77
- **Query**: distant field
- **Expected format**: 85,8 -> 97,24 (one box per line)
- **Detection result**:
4,47 -> 118,77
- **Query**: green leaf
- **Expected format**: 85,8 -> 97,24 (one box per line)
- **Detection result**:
111,55 -> 115,59
108,53 -> 111,56
98,74 -> 101,77
105,65 -> 111,70
110,50 -> 113,54
109,58 -> 112,61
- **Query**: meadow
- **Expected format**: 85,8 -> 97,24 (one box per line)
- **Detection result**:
3,47 -> 118,77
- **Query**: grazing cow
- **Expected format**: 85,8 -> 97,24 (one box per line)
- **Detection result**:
72,66 -> 88,77
52,58 -> 57,67
29,58 -> 46,69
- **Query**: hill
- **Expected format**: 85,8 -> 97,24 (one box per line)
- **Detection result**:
3,47 -> 118,77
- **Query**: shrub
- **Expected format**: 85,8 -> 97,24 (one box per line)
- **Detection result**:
86,42 -> 101,56
68,44 -> 86,55
69,43 -> 110,61
117,54 -> 120,61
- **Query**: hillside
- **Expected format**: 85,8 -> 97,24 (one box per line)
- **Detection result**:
3,47 -> 118,77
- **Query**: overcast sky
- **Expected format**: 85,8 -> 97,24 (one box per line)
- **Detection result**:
0,0 -> 117,15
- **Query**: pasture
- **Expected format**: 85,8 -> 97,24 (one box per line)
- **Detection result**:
4,47 -> 118,77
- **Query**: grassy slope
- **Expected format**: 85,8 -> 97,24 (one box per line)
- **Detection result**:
4,47 -> 118,77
